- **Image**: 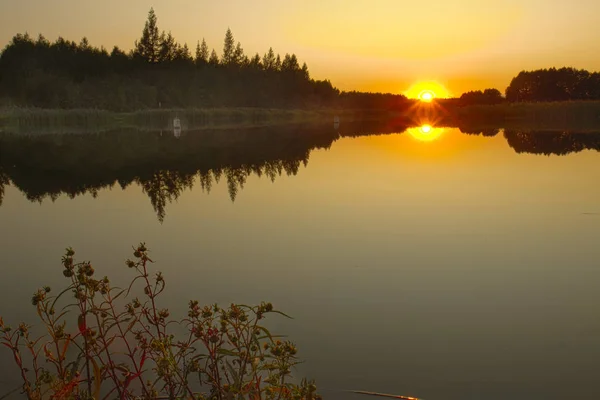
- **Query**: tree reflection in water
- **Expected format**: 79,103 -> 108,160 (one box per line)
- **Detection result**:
1,122 -> 600,221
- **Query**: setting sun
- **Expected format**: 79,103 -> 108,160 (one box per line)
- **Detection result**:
419,90 -> 435,102
405,81 -> 450,101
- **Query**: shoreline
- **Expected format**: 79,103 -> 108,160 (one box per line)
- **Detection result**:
3,101 -> 600,135
0,107 -> 398,135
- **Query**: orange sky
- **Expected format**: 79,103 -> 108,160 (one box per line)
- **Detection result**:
2,0 -> 600,96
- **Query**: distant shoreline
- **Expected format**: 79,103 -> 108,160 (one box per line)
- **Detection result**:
0,106 -> 398,134
3,101 -> 600,134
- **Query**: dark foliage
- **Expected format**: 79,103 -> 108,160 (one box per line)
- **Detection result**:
0,9 -> 382,111
0,120 -> 414,220
459,89 -> 504,106
2,120 -> 598,223
503,130 -> 600,155
505,67 -> 600,102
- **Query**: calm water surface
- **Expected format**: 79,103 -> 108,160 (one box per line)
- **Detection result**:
0,125 -> 599,399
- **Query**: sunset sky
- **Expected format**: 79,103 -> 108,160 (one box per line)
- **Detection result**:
2,0 -> 600,96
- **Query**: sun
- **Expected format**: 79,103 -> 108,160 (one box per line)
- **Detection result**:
405,81 -> 450,101
419,90 -> 435,102
407,124 -> 445,142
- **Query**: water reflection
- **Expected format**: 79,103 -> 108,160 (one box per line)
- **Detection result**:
407,124 -> 445,142
458,127 -> 501,137
2,122 -> 600,221
504,130 -> 600,155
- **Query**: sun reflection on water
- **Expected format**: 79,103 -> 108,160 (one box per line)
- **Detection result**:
407,124 -> 445,142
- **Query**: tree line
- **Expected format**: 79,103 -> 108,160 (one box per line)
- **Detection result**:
460,67 -> 600,105
3,9 -> 598,111
0,8 -> 410,111
505,67 -> 600,102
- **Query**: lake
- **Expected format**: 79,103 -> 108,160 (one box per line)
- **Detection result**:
0,122 -> 599,399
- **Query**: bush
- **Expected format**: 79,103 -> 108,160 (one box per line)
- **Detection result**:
0,244 -> 319,400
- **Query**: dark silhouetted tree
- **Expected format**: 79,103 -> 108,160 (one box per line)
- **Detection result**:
222,28 -> 235,65
301,62 -> 310,80
158,31 -> 177,62
233,42 -> 245,66
249,53 -> 261,69
195,38 -> 209,66
135,8 -> 161,63
505,68 -> 600,102
0,8 -> 390,110
208,49 -> 219,66
262,48 -> 276,70
459,89 -> 504,105
274,54 -> 282,71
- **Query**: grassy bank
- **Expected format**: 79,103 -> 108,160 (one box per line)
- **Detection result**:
452,101 -> 600,129
0,107 -> 393,134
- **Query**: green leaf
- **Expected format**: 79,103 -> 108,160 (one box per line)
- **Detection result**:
270,310 -> 293,319
255,326 -> 273,341
217,348 -> 240,357
226,359 -> 240,387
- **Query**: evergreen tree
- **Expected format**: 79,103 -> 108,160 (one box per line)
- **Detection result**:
195,39 -> 209,66
36,34 -> 50,47
281,54 -> 300,71
195,41 -> 201,63
158,31 -> 177,62
262,48 -> 276,70
222,28 -> 235,65
177,43 -> 192,62
301,62 -> 310,80
135,8 -> 161,63
199,39 -> 209,63
0,8 -> 352,109
240,55 -> 250,67
274,54 -> 282,71
208,49 -> 219,66
79,37 -> 90,50
233,42 -> 245,66
250,53 -> 262,69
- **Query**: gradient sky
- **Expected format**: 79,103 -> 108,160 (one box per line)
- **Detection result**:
2,0 -> 600,96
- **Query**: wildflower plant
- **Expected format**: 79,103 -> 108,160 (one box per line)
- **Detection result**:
0,244 -> 320,400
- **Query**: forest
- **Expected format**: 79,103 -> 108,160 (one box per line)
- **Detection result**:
457,67 -> 600,105
2,8 -> 600,111
0,8 -> 409,111
505,68 -> 600,102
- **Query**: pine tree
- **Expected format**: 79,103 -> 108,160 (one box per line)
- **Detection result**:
222,28 -> 235,65
79,37 -> 90,50
194,39 -> 209,66
195,41 -> 201,63
250,53 -> 262,69
199,39 -> 209,62
233,42 -> 244,66
282,54 -> 300,71
36,34 -> 50,47
274,54 -> 282,71
208,49 -> 219,66
135,8 -> 161,63
158,31 -> 177,62
301,62 -> 310,80
262,48 -> 276,70
178,43 -> 192,62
